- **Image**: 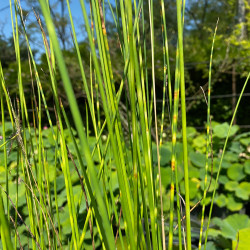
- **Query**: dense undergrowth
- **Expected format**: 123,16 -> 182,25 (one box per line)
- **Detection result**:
0,0 -> 249,249
0,122 -> 250,249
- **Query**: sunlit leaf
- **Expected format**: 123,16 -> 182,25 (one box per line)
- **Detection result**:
227,163 -> 246,181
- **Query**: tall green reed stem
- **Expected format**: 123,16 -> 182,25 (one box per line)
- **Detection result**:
176,0 -> 191,249
204,72 -> 250,249
198,19 -> 219,249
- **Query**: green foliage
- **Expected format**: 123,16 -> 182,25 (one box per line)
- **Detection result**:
0,0 -> 249,249
1,121 -> 249,248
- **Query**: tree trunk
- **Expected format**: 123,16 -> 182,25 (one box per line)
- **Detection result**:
238,0 -> 246,40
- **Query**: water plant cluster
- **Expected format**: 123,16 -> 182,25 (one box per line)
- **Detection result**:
0,0 -> 249,249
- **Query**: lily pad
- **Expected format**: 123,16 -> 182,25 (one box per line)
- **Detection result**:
199,241 -> 217,250
189,151 -> 206,168
152,144 -> 171,166
213,123 -> 239,138
227,163 -> 246,181
219,175 -> 229,184
215,194 -> 227,207
200,178 -> 217,192
232,228 -> 250,250
186,126 -> 197,138
226,195 -> 243,211
219,214 -> 250,240
224,151 -> 239,162
244,160 -> 250,174
229,141 -> 243,154
235,182 -> 250,200
240,137 -> 250,146
225,181 -> 238,191
192,135 -> 206,149
180,179 -> 200,199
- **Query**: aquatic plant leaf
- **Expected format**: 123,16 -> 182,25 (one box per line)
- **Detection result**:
226,196 -> 243,212
232,228 -> 250,250
213,123 -> 239,138
215,194 -> 227,207
220,214 -> 250,240
244,160 -> 250,174
152,143 -> 171,166
192,135 -> 206,149
189,151 -> 206,168
185,126 -> 196,139
235,182 -> 250,200
227,163 -> 246,181
225,181 -> 238,191
240,137 -> 250,146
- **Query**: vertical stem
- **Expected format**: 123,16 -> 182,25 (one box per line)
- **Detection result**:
232,63 -> 236,125
148,0 -> 165,248
176,0 -> 191,249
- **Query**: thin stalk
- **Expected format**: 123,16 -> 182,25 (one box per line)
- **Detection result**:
176,0 -> 191,249
198,19 -> 219,249
204,72 -> 250,249
39,0 -> 116,248
148,0 -> 165,248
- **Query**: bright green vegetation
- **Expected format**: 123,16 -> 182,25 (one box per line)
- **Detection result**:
0,0 -> 249,249
0,122 -> 250,249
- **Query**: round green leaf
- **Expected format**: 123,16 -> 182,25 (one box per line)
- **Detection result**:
225,181 -> 238,191
232,228 -> 250,250
224,152 -> 238,163
189,179 -> 199,199
186,126 -> 197,138
226,196 -> 243,212
192,135 -> 206,149
219,175 -> 229,184
229,141 -> 243,154
215,194 -> 227,208
219,214 -> 250,240
189,151 -> 206,168
235,182 -> 250,200
227,163 -> 246,181
244,160 -> 250,174
214,123 -> 239,138
152,144 -> 171,166
240,137 -> 250,146
200,178 -> 217,192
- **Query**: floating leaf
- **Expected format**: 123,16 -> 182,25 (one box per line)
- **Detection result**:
227,163 -> 246,181
219,214 -> 250,240
215,194 -> 227,207
235,132 -> 250,140
213,123 -> 239,138
244,160 -> 250,174
159,167 -> 171,187
192,135 -> 206,149
163,191 -> 171,212
199,241 -> 217,250
225,181 -> 238,191
219,175 -> 229,184
235,182 -> 250,200
232,228 -> 250,250
224,151 -> 238,162
189,165 -> 200,178
186,126 -> 197,138
226,195 -> 243,211
200,178 -> 217,192
152,144 -> 171,166
240,137 -> 250,147
189,151 -> 206,168
207,228 -> 222,238
229,141 -> 243,154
